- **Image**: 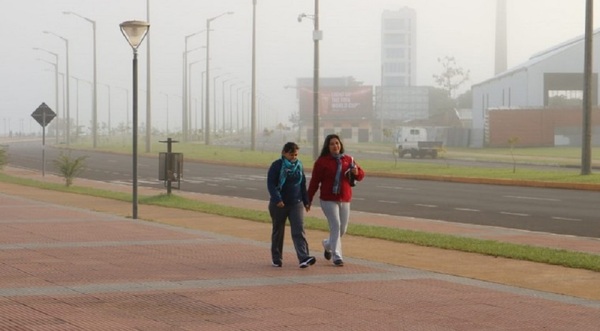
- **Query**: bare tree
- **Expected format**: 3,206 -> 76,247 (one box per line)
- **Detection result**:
432,56 -> 470,99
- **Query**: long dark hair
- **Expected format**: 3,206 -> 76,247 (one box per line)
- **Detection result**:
319,134 -> 345,157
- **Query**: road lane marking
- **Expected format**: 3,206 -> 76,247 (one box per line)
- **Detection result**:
551,216 -> 582,222
503,195 -> 560,202
500,211 -> 529,217
415,204 -> 437,208
455,208 -> 480,212
379,200 -> 399,204
379,186 -> 415,191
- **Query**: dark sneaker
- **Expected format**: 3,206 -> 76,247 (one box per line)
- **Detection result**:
299,256 -> 316,268
334,259 -> 344,267
322,239 -> 332,260
272,260 -> 282,267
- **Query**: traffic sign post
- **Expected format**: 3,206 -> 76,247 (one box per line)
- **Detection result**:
31,103 -> 57,176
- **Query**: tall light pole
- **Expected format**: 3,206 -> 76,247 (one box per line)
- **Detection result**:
229,82 -> 241,134
221,78 -> 233,134
205,11 -> 233,145
63,11 -> 97,148
160,92 -> 169,135
146,0 -> 152,153
120,20 -> 150,220
188,60 -> 202,137
183,30 -> 205,142
100,84 -> 112,135
43,30 -> 71,147
582,0 -> 593,175
298,0 -> 321,160
115,86 -> 130,133
251,0 -> 257,150
213,74 -> 230,135
34,48 -> 59,142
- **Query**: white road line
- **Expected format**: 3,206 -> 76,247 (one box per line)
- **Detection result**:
500,211 -> 529,217
378,186 -> 415,191
551,216 -> 582,222
225,185 -> 237,189
245,187 -> 258,191
415,204 -> 437,208
379,200 -> 399,204
455,208 -> 480,212
503,195 -> 560,202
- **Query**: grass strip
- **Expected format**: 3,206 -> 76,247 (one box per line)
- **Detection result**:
1,172 -> 599,272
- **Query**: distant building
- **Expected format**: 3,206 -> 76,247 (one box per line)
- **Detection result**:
381,7 -> 417,87
471,30 -> 600,147
376,7 -> 429,141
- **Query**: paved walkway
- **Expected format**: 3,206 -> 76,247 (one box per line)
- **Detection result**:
1,167 -> 599,330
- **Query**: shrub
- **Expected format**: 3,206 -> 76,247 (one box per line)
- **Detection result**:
53,152 -> 88,187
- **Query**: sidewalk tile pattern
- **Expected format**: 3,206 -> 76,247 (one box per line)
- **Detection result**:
0,193 -> 599,330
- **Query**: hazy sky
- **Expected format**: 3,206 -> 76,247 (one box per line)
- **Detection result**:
0,0 -> 597,135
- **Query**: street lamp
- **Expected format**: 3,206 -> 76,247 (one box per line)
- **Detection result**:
213,73 -> 230,135
63,11 -> 97,149
100,84 -> 112,135
34,48 -> 60,142
120,20 -> 150,220
188,59 -> 202,137
228,82 -> 241,134
205,11 -> 233,145
183,30 -> 205,142
43,30 -> 71,147
298,0 -> 321,160
221,78 -> 234,134
251,0 -> 257,150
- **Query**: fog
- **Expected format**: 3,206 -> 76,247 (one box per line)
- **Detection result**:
0,0 -> 597,136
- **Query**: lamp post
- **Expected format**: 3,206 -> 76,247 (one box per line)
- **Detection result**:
298,0 -> 321,160
43,30 -> 71,147
63,11 -> 97,148
114,86 -> 130,133
251,0 -> 257,150
205,11 -> 233,145
34,48 -> 60,142
213,74 -> 230,135
183,31 -> 205,142
100,84 -> 112,135
188,60 -> 202,137
120,20 -> 150,220
160,92 -> 169,135
228,82 -> 241,134
221,78 -> 233,134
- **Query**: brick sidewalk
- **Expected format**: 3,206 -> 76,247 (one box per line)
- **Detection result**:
1,192 -> 599,330
1,167 -> 600,329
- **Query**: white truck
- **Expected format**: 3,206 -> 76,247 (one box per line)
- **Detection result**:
395,127 -> 443,159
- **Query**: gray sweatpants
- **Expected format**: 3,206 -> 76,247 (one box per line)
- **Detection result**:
320,200 -> 350,262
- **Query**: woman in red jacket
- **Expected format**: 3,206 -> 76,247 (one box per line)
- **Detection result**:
307,134 -> 365,266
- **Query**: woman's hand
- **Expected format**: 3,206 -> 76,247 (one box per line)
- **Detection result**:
277,201 -> 285,208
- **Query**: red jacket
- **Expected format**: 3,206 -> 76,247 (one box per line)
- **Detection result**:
308,154 -> 365,203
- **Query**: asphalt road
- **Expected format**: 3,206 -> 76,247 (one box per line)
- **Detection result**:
5,140 -> 599,238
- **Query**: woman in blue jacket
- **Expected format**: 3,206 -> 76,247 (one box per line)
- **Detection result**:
267,142 -> 316,268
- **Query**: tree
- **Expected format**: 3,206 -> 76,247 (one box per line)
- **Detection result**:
432,56 -> 471,100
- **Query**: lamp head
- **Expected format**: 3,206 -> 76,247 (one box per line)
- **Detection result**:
119,20 -> 150,50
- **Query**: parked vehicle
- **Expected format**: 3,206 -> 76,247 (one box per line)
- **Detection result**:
396,127 -> 443,158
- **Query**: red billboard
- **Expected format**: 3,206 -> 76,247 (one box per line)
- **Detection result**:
299,86 -> 373,120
